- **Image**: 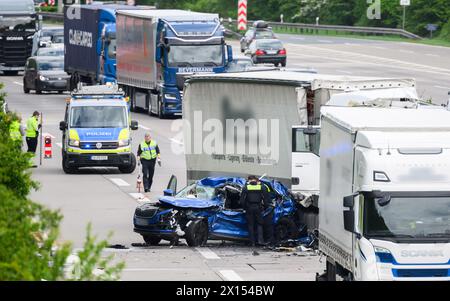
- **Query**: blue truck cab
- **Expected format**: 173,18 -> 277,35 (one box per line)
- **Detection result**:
116,10 -> 233,118
59,84 -> 139,174
64,5 -> 146,90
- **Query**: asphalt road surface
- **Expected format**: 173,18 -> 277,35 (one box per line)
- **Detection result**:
2,33 -> 449,281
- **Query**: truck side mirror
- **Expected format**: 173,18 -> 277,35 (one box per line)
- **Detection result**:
130,120 -> 139,131
155,45 -> 163,64
226,44 -> 233,64
59,121 -> 67,131
343,210 -> 355,233
343,195 -> 355,208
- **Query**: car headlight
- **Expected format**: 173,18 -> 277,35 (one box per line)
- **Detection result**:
374,247 -> 395,263
39,75 -> 48,81
164,93 -> 177,100
118,139 -> 130,147
68,139 -> 79,147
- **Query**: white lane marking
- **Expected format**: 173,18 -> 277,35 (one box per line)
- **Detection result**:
374,46 -> 387,50
129,193 -> 152,203
337,70 -> 353,75
291,37 -> 305,40
434,85 -> 450,90
109,178 -> 130,187
56,143 -> 62,148
317,39 -> 333,43
42,132 -> 56,139
399,49 -> 414,54
13,81 -> 23,86
286,43 -> 450,77
425,53 -> 439,57
219,270 -> 243,281
139,125 -> 150,130
196,247 -> 220,260
170,138 -> 184,146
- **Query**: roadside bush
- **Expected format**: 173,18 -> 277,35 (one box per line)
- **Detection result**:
0,83 -> 124,281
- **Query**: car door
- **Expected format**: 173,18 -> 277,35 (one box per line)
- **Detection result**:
210,209 -> 248,239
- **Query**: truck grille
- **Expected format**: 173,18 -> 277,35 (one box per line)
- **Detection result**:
79,142 -> 118,149
0,34 -> 33,66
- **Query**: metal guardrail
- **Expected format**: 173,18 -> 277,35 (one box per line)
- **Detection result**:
224,19 -> 422,40
37,12 -> 64,21
39,12 -> 422,40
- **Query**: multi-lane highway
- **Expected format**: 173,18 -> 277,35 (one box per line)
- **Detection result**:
2,33 -> 449,280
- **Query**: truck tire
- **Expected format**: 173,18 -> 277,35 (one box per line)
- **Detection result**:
119,154 -> 136,174
62,154 -> 77,174
36,89 -> 42,95
275,217 -> 299,241
158,99 -> 165,119
326,258 -> 337,281
185,220 -> 208,247
143,235 -> 161,246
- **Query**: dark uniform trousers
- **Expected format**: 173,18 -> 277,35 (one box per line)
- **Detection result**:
263,209 -> 275,244
26,136 -> 38,153
246,205 -> 264,245
141,158 -> 156,191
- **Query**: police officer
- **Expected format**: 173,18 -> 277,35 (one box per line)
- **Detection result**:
25,111 -> 41,167
137,132 -> 161,193
9,115 -> 24,148
240,175 -> 270,247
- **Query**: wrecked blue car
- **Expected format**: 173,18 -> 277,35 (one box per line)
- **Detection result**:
133,176 -> 307,247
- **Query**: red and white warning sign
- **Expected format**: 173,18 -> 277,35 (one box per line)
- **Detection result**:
238,0 -> 247,31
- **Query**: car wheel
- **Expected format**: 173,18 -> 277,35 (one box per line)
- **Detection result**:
275,217 -> 299,242
281,61 -> 287,67
143,235 -> 162,246
62,154 -> 77,174
23,82 -> 30,94
185,219 -> 208,247
118,154 -> 136,174
58,90 -> 64,94
36,89 -> 42,94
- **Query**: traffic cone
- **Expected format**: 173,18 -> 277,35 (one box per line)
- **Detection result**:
44,136 -> 52,159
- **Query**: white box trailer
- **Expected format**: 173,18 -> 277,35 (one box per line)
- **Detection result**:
319,106 -> 450,281
183,70 -> 418,192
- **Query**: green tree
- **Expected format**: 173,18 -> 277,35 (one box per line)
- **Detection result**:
0,82 -> 124,281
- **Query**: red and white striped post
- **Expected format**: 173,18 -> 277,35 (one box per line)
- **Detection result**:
238,0 -> 247,31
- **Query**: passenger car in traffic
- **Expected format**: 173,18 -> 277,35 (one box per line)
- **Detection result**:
225,56 -> 254,72
240,20 -> 276,53
36,44 -> 64,57
246,39 -> 287,66
23,56 -> 69,93
133,176 -> 307,246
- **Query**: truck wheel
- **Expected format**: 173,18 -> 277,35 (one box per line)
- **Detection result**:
62,154 -> 77,174
119,154 -> 136,174
158,99 -> 165,119
326,258 -> 337,281
185,220 -> 208,247
36,89 -> 42,94
143,235 -> 161,246
275,217 -> 299,241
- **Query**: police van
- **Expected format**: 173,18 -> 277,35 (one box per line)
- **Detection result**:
59,84 -> 139,174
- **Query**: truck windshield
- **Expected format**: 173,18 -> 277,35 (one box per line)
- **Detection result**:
168,45 -> 222,67
70,106 -> 127,128
364,195 -> 450,241
0,17 -> 36,32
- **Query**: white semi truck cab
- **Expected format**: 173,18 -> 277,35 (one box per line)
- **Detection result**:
319,107 -> 450,281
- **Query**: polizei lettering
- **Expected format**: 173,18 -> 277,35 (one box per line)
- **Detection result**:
68,29 -> 93,48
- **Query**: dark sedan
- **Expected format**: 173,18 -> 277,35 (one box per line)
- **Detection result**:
23,56 -> 69,94
246,39 -> 287,67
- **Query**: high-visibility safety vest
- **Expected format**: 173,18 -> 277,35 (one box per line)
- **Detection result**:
26,116 -> 38,138
140,140 -> 158,160
247,184 -> 262,191
10,120 -> 22,142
